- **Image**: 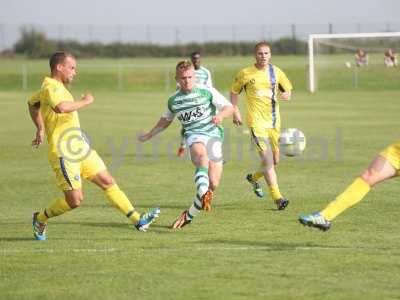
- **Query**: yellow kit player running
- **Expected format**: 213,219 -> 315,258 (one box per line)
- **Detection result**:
230,41 -> 293,210
29,52 -> 160,240
299,141 -> 400,231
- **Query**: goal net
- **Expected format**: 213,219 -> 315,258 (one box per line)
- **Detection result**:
308,32 -> 400,92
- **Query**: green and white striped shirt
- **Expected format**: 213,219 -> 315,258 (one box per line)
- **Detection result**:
163,87 -> 231,139
194,66 -> 212,88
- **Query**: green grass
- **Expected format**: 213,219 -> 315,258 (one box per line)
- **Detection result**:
2,54 -> 399,93
1,56 -> 400,300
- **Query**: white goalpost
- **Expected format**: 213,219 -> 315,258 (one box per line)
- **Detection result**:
308,32 -> 400,92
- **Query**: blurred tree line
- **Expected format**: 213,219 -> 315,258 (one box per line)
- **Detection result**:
10,27 -> 307,58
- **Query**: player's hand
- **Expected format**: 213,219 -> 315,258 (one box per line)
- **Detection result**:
280,92 -> 291,101
138,132 -> 151,142
212,115 -> 223,125
81,93 -> 94,105
233,111 -> 242,126
31,129 -> 45,148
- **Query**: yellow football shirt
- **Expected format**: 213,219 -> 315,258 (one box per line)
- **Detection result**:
380,140 -> 400,173
231,64 -> 293,130
28,77 -> 86,161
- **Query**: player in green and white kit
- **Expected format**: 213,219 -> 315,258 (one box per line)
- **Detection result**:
177,51 -> 213,157
139,60 -> 233,229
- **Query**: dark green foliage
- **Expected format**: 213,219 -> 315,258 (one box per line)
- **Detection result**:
13,27 -> 57,58
11,28 -> 306,58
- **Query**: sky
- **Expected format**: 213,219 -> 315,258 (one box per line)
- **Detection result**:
1,0 -> 399,26
1,0 -> 399,47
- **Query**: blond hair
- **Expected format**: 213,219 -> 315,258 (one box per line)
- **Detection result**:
175,60 -> 193,78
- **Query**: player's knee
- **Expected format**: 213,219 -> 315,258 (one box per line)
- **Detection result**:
68,200 -> 80,208
96,172 -> 115,189
192,155 -> 208,167
101,175 -> 115,188
66,193 -> 83,208
67,195 -> 83,209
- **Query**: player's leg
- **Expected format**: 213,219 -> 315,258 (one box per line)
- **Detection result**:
300,143 -> 399,230
177,127 -> 186,157
84,150 -> 159,231
209,160 -> 223,192
245,128 -> 266,197
204,136 -> 224,210
385,57 -> 393,67
33,158 -> 82,240
247,147 -> 280,181
252,128 -> 288,209
321,154 -> 397,219
258,149 -> 288,210
204,160 -> 223,212
172,140 -> 210,229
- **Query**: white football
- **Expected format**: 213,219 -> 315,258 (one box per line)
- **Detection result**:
280,128 -> 306,157
345,61 -> 351,68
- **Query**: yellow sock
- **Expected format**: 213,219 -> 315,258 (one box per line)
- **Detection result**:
252,171 -> 264,181
321,177 -> 371,221
268,185 -> 283,201
37,197 -> 72,223
105,184 -> 141,223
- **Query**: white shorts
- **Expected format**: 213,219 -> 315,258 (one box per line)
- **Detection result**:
186,134 -> 223,162
384,57 -> 397,67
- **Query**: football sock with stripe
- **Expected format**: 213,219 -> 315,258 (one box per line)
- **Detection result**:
188,166 -> 209,219
321,177 -> 371,221
252,170 -> 264,181
105,184 -> 141,223
37,197 -> 72,223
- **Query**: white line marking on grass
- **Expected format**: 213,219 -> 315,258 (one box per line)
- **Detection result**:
1,245 -> 398,255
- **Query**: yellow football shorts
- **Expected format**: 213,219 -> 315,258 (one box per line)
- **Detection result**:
380,140 -> 400,175
50,150 -> 107,191
250,127 -> 280,153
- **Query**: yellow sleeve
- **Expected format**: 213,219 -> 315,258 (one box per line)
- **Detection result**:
230,70 -> 245,94
276,68 -> 293,92
28,90 -> 42,106
45,85 -> 65,108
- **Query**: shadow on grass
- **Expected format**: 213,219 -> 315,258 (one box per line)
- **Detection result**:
200,239 -> 337,251
82,203 -> 190,210
54,221 -> 130,230
0,237 -> 34,242
135,204 -> 187,210
54,221 -> 176,234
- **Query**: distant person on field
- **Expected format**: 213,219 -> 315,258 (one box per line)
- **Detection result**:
230,41 -> 293,210
355,48 -> 368,67
384,48 -> 398,67
299,140 -> 400,231
29,52 -> 160,240
176,51 -> 213,157
139,60 -> 233,229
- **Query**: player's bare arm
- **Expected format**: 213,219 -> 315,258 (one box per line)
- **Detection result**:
138,117 -> 172,142
53,93 -> 94,114
212,105 -> 234,125
279,91 -> 291,101
28,102 -> 45,147
230,92 -> 242,126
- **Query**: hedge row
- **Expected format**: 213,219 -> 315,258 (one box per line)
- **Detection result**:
11,27 -> 307,58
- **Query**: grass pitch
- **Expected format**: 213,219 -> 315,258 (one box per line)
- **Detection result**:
0,55 -> 399,300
